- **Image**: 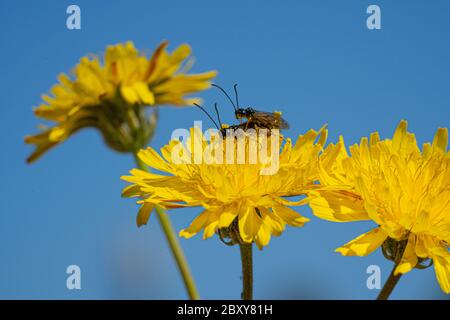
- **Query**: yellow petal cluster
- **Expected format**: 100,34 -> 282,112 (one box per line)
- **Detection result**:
309,120 -> 450,293
25,41 -> 217,163
122,126 -> 327,249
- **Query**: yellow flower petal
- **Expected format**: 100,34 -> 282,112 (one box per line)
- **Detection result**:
392,120 -> 408,152
138,147 -> 173,173
272,204 -> 309,227
239,207 -> 262,243
433,255 -> 450,294
218,204 -> 238,228
179,210 -> 210,239
49,127 -> 67,142
309,190 -> 369,222
432,127 -> 448,154
136,82 -> 155,104
121,184 -> 142,198
120,85 -> 140,104
255,224 -> 271,250
394,235 -> 418,275
336,227 -> 388,256
136,203 -> 154,227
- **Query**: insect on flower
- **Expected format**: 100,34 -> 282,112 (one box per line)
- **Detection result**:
193,84 -> 289,135
188,85 -> 298,247
121,124 -> 328,249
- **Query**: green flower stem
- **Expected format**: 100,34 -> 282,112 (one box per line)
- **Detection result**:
133,153 -> 200,300
239,243 -> 253,300
377,263 -> 402,300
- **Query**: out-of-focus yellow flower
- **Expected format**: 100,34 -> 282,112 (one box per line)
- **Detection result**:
122,126 -> 327,249
309,120 -> 450,293
25,41 -> 217,163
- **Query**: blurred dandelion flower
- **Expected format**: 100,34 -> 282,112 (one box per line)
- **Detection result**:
25,41 -> 216,162
122,126 -> 327,249
309,120 -> 450,295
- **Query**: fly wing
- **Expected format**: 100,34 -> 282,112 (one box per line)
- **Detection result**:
252,111 -> 290,129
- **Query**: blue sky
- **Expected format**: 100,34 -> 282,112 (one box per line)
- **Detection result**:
0,0 -> 449,299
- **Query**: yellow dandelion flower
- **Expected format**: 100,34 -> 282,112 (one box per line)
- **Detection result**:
309,120 -> 450,294
25,41 -> 217,163
122,126 -> 327,249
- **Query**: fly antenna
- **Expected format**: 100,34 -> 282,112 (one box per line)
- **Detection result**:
213,103 -> 222,128
233,84 -> 240,108
211,84 -> 237,111
193,103 -> 220,130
